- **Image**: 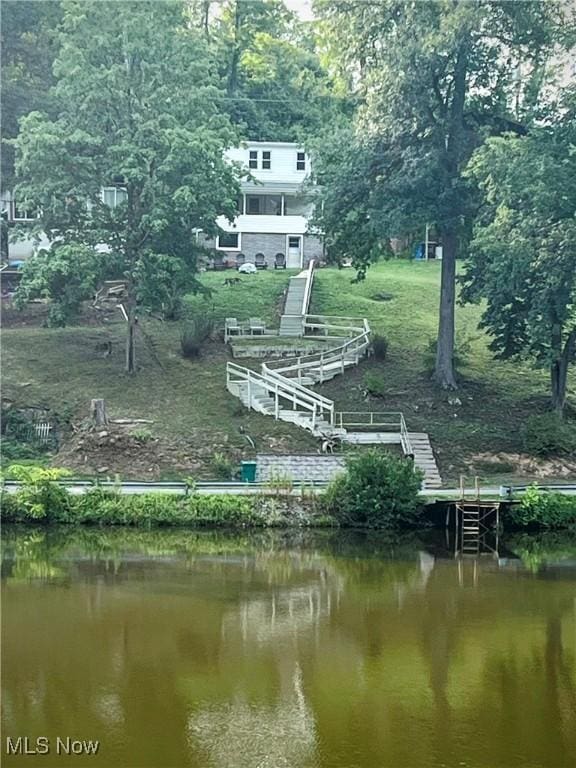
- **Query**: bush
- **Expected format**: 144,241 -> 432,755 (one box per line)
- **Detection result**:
522,414 -> 576,457
507,486 -> 576,529
0,480 -> 333,528
364,372 -> 387,398
371,334 -> 388,360
130,428 -> 154,443
210,452 -> 235,480
180,314 -> 214,358
322,450 -> 424,528
2,465 -> 71,521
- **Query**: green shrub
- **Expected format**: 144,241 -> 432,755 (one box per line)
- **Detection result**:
322,450 -> 424,528
2,465 -> 71,521
522,414 -> 576,456
130,428 -> 154,443
210,452 -> 235,480
180,314 -> 214,358
364,372 -> 387,398
371,334 -> 388,360
507,486 -> 576,529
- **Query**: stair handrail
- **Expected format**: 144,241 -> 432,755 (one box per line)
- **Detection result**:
227,361 -> 335,421
265,318 -> 370,375
300,260 -> 315,315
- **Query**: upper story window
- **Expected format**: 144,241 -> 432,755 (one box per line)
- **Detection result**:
249,150 -> 258,169
102,187 -> 128,208
246,194 -> 282,216
11,201 -> 38,221
262,151 -> 271,170
296,152 -> 306,171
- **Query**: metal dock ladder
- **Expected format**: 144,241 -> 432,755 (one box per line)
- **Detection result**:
449,476 -> 501,559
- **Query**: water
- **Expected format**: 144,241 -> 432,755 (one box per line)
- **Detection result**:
2,527 -> 575,768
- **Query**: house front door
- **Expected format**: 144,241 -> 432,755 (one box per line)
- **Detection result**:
287,236 -> 302,268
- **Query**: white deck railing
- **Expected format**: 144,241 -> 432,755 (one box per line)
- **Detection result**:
227,361 -> 334,427
225,266 -> 413,454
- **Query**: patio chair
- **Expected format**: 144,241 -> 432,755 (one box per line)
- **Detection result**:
212,253 -> 225,271
235,253 -> 245,269
274,252 -> 286,269
225,317 -> 240,342
255,252 -> 268,270
249,317 -> 265,335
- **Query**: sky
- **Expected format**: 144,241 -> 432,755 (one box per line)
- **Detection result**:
284,0 -> 314,21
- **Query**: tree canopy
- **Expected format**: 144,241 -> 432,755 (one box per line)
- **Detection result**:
462,92 -> 576,414
313,0 -> 570,388
13,0 -> 242,370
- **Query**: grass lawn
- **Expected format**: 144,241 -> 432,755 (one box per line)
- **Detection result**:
2,269 -> 316,479
311,261 -> 575,483
2,261 -> 574,483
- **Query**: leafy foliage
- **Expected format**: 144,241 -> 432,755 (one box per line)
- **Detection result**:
15,244 -> 107,326
322,450 -> 423,528
313,0 -> 569,387
12,0 -> 241,368
371,334 -> 388,361
210,452 -> 236,480
462,107 -> 576,413
363,372 -> 387,398
3,465 -> 71,521
508,486 -> 576,529
522,414 -> 576,457
180,313 -> 215,358
1,480 -> 333,528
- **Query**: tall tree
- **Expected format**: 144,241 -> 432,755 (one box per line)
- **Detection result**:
13,0 -> 240,373
1,0 -> 63,187
196,0 -> 347,141
461,99 -> 576,415
314,0 -> 568,388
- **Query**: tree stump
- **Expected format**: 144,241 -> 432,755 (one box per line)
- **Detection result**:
90,399 -> 108,427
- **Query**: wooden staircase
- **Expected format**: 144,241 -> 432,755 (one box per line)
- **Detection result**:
225,262 -> 442,489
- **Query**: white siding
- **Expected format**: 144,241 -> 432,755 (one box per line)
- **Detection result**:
216,214 -> 309,235
225,142 -> 310,187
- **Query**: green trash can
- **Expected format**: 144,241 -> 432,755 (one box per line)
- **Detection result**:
241,461 -> 257,483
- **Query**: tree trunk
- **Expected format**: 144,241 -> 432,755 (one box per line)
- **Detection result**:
125,308 -> 137,374
550,329 -> 576,416
90,399 -> 108,426
433,38 -> 469,390
434,229 -> 458,389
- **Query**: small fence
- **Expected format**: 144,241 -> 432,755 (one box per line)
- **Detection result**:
335,411 -> 413,454
4,411 -> 56,447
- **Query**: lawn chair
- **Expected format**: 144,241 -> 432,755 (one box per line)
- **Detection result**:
274,252 -> 286,269
235,253 -> 245,269
225,317 -> 240,342
212,253 -> 225,271
249,317 -> 265,335
255,252 -> 268,270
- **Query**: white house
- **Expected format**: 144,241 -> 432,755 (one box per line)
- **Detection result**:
1,142 -> 323,270
204,141 -> 323,270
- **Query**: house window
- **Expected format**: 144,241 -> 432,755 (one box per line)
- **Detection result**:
247,195 -> 261,215
102,187 -> 128,208
246,194 -> 282,215
288,236 -> 301,249
296,152 -> 306,171
217,232 -> 240,250
249,150 -> 258,169
262,151 -> 271,170
11,201 -> 37,221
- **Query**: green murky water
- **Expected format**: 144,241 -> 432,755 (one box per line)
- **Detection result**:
2,527 -> 575,768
